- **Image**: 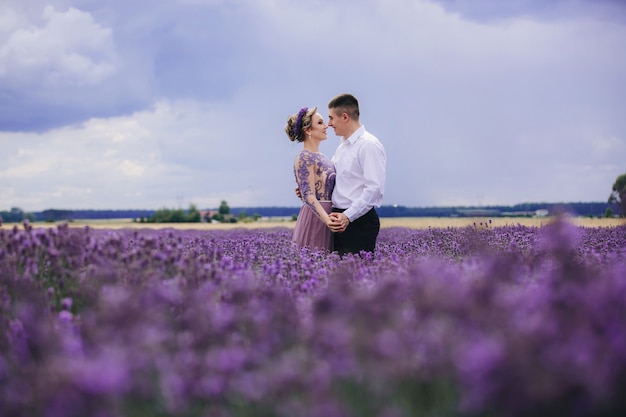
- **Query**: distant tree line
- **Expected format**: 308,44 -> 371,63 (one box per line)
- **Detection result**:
4,173 -> 626,224
377,202 -> 620,218
140,204 -> 201,223
231,201 -> 620,219
206,201 -> 261,223
0,208 -> 35,223
1,201 -> 621,224
39,209 -> 156,220
137,201 -> 260,224
1,209 -> 157,223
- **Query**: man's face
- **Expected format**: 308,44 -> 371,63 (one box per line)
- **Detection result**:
327,108 -> 344,137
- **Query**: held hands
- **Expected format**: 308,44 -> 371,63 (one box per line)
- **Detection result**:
328,212 -> 349,233
294,186 -> 348,232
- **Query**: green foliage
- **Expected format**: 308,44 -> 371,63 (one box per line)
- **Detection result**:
186,204 -> 201,222
612,173 -> 626,194
208,200 -> 252,223
41,209 -> 74,222
236,211 -> 260,223
218,200 -> 230,215
608,173 -> 626,217
604,207 -> 614,218
0,207 -> 35,223
147,204 -> 201,223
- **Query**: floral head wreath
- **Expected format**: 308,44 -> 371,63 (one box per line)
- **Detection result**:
293,107 -> 308,141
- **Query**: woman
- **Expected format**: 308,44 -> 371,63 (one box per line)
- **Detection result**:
285,107 -> 336,251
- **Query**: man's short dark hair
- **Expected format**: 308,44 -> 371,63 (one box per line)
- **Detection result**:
328,93 -> 360,120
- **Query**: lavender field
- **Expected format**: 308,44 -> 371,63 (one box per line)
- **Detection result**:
1,219 -> 626,417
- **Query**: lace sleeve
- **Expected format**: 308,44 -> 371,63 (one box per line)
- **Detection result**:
294,152 -> 331,224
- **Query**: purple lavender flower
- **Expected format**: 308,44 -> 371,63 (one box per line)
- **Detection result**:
0,222 -> 625,416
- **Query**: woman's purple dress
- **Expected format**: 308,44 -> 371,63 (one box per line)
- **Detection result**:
292,150 -> 336,251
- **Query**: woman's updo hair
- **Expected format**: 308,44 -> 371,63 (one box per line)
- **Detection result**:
285,107 -> 317,142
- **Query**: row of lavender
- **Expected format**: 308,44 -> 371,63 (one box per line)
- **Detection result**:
1,220 -> 625,417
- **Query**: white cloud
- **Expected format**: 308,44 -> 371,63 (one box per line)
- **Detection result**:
0,97 -> 297,210
118,160 -> 146,177
428,0 -> 626,23
1,0 -> 625,210
0,5 -> 23,35
0,6 -> 118,87
592,135 -> 625,156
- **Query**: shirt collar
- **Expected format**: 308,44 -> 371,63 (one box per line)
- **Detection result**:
343,125 -> 365,144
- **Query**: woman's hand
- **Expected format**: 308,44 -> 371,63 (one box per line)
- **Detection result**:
328,212 -> 349,233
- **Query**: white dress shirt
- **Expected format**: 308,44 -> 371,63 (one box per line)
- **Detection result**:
331,126 -> 386,222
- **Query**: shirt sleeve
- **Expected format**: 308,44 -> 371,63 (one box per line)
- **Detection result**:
344,140 -> 386,222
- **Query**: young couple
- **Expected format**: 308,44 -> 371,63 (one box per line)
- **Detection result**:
285,93 -> 386,256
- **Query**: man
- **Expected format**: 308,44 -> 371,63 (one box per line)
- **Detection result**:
326,93 -> 386,255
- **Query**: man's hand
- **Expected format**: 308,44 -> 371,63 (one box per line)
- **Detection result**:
295,187 -> 302,200
329,212 -> 349,233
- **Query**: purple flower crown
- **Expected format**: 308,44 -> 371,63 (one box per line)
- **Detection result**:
293,107 -> 308,140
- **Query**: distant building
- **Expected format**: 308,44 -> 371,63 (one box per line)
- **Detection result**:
199,210 -> 218,222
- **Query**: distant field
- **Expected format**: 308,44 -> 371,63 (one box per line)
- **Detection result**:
379,216 -> 626,229
4,216 -> 624,230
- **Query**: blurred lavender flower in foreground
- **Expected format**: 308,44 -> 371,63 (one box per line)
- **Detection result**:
0,220 -> 624,416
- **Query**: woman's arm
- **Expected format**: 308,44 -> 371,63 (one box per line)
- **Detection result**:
294,153 -> 332,226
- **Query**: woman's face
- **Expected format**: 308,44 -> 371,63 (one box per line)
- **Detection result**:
307,112 -> 328,141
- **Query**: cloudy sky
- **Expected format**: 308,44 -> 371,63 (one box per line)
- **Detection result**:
1,0 -> 625,211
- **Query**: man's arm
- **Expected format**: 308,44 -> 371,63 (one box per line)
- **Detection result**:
342,140 -> 386,222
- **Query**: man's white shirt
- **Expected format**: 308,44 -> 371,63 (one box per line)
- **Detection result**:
331,126 -> 386,222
